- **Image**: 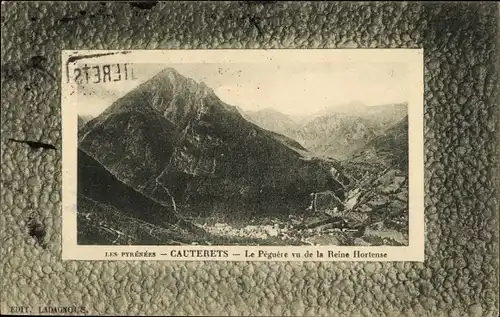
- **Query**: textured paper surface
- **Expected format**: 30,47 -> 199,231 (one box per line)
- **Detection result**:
1,2 -> 498,316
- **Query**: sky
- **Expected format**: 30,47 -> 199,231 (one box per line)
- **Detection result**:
77,61 -> 408,117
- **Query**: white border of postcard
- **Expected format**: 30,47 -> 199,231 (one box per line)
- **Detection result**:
61,49 -> 424,261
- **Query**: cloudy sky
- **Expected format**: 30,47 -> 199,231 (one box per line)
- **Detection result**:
77,61 -> 408,117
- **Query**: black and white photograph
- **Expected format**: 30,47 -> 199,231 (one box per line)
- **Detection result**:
75,56 -> 411,248
62,49 -> 423,261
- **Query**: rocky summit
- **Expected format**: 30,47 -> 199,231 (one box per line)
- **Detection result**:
78,68 -> 346,220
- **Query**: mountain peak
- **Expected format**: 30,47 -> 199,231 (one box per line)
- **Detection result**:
149,67 -> 190,87
335,100 -> 368,113
154,67 -> 181,78
79,67 -> 346,218
149,68 -> 213,94
95,66 -> 234,135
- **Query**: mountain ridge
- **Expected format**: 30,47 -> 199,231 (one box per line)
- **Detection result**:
351,115 -> 409,170
241,102 -> 407,160
77,147 -> 206,244
78,115 -> 94,130
79,68 -> 347,218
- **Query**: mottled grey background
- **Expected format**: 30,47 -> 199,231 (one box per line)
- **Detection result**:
1,2 -> 498,316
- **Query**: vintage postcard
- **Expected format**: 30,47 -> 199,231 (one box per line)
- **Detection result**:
61,49 -> 424,261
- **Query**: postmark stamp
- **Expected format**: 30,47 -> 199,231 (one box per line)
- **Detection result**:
61,49 -> 424,261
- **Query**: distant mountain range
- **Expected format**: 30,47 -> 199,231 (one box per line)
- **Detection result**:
241,101 -> 407,160
351,116 -> 409,170
78,68 -> 346,221
76,67 -> 410,245
241,108 -> 304,139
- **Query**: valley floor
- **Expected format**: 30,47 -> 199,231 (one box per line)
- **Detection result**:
77,156 -> 409,247
77,206 -> 408,247
190,211 -> 408,247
